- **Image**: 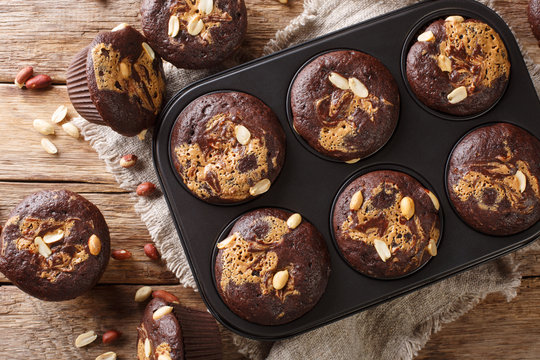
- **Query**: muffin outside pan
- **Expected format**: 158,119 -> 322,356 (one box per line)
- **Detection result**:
66,24 -> 166,137
152,0 -> 540,340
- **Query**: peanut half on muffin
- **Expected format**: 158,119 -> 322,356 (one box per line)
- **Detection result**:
170,92 -> 286,204
290,50 -> 399,163
447,123 -> 540,235
406,16 -> 510,116
137,297 -> 222,360
214,208 -> 331,325
332,170 -> 440,279
66,24 -> 166,137
0,190 -> 110,301
141,0 -> 247,69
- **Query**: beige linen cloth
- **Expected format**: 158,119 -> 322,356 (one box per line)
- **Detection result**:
73,0 -> 540,358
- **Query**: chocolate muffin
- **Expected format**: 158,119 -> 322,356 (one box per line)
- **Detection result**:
141,0 -> 247,69
137,297 -> 222,360
529,0 -> 540,44
290,50 -> 399,162
0,190 -> 110,301
67,24 -> 166,137
333,170 -> 440,279
170,92 -> 286,204
447,123 -> 540,235
406,16 -> 510,116
214,208 -> 331,325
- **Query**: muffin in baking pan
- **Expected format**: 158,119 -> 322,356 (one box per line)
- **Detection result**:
447,123 -> 540,235
290,50 -> 399,162
170,91 -> 286,204
332,170 -> 441,279
406,15 -> 510,116
214,208 -> 331,325
0,190 -> 110,301
141,0 -> 247,69
66,24 -> 166,137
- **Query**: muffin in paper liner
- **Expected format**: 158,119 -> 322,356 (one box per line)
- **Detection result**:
137,297 -> 222,360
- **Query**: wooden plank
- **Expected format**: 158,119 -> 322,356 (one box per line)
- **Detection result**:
0,181 -> 178,285
0,284 -> 246,360
416,277 -> 540,359
0,0 -> 304,83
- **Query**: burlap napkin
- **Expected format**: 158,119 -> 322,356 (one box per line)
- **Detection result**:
72,0 -> 540,358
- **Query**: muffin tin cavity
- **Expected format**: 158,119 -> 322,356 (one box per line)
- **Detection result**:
401,9 -> 511,121
153,0 -> 540,340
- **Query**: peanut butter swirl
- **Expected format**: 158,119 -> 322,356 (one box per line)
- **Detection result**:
342,183 -> 438,255
13,217 -> 89,283
174,113 -> 273,201
453,144 -> 540,212
437,19 -> 510,94
315,83 -> 393,153
170,0 -> 232,44
91,43 -> 165,114
219,216 -> 300,302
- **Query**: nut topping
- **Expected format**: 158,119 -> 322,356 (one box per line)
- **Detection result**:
328,72 -> 350,90
144,338 -> 152,358
249,179 -> 271,196
373,239 -> 391,262
348,77 -> 368,98
234,125 -> 251,145
41,138 -> 58,154
111,23 -> 128,32
286,213 -> 302,229
95,352 -> 117,360
51,105 -> 68,123
417,30 -> 435,42
33,119 -> 55,135
447,86 -> 468,104
43,228 -> 64,244
445,15 -> 465,23
272,269 -> 289,290
425,189 -> 440,211
158,355 -> 172,360
134,286 -> 153,302
75,330 -> 97,348
400,196 -> 415,220
88,234 -> 101,256
168,15 -> 180,37
345,158 -> 361,164
198,0 -> 214,15
427,239 -> 438,256
187,15 -> 204,36
349,190 -> 363,211
142,42 -> 155,60
152,305 -> 173,320
437,54 -> 452,72
119,62 -> 130,79
62,122 -> 80,139
15,66 -> 33,88
119,154 -> 137,168
217,233 -> 237,249
34,236 -> 52,258
515,170 -> 527,193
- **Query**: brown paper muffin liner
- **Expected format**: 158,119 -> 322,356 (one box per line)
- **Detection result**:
66,46 -> 106,125
174,305 -> 223,360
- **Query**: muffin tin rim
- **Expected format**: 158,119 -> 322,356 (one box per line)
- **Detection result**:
399,7 -> 512,121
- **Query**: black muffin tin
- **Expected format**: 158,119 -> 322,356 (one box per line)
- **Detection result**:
153,0 -> 540,340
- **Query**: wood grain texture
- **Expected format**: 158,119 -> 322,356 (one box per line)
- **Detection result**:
0,0 -> 539,359
0,0 -> 304,83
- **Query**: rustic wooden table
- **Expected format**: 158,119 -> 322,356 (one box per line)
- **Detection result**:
0,0 -> 539,359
